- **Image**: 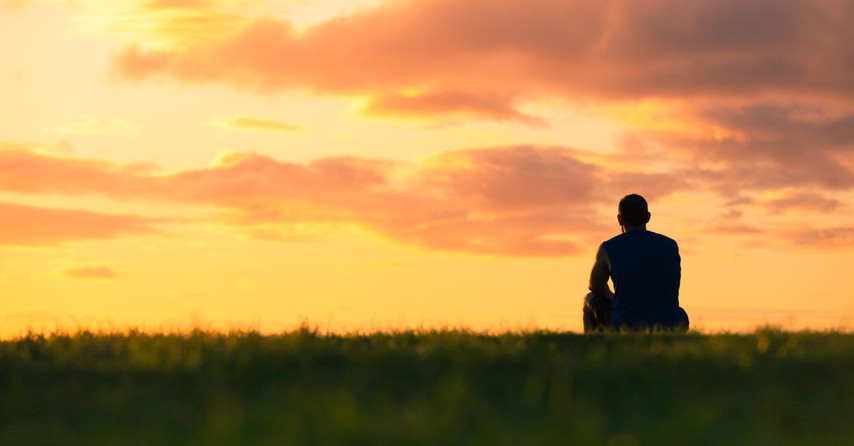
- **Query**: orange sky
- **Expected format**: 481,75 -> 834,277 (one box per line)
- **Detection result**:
2,0 -> 853,336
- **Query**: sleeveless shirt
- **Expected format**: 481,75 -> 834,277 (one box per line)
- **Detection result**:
602,230 -> 684,329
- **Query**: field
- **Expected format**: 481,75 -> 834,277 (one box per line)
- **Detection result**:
1,328 -> 853,446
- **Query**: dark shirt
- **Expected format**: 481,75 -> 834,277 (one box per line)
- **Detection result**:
602,230 -> 685,329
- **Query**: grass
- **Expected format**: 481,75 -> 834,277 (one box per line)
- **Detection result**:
1,327 -> 853,445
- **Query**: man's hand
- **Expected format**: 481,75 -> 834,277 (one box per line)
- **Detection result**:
588,244 -> 614,300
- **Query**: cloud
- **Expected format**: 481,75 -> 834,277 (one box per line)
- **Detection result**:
110,0 -> 854,122
161,147 -> 621,256
0,202 -> 159,246
101,0 -> 854,197
24,0 -> 255,52
788,226 -> 854,248
763,192 -> 842,214
219,116 -> 301,133
1,0 -> 31,10
626,102 -> 854,194
364,91 -> 547,127
63,266 -> 118,279
0,145 -> 684,256
0,146 -> 155,196
415,147 -> 598,211
375,210 -> 596,257
6,142 -> 852,255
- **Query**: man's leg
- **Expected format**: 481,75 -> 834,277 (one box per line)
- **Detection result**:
583,292 -> 612,333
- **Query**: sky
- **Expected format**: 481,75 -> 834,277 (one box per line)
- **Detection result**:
2,0 -> 853,336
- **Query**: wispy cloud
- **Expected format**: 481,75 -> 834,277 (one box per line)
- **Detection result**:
38,0 -> 255,50
364,91 -> 548,127
788,226 -> 854,248
0,145 -> 154,195
0,201 -> 159,246
1,0 -> 31,10
53,116 -> 136,135
63,266 -> 118,279
763,192 -> 842,214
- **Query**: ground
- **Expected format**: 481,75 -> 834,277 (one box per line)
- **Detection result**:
1,328 -> 852,445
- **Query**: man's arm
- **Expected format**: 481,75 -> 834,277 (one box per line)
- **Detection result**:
588,243 -> 614,300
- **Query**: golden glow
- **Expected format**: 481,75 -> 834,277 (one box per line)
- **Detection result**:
54,116 -> 137,135
1,0 -> 853,337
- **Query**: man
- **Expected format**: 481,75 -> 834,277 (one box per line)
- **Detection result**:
584,194 -> 689,332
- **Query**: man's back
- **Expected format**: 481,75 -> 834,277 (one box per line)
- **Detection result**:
602,230 -> 683,329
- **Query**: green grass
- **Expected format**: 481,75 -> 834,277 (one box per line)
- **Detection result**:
1,327 -> 853,445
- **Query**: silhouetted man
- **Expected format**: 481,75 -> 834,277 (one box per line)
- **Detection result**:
584,194 -> 689,332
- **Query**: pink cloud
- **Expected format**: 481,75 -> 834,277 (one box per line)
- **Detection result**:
96,0 -> 854,220
627,103 -> 854,194
365,91 -> 548,127
0,145 -> 682,256
113,1 -> 854,121
161,147 -> 619,255
0,202 -> 159,246
415,147 -> 598,211
788,226 -> 854,248
376,210 -> 597,257
105,0 -> 854,203
763,192 -> 842,214
0,145 -> 155,196
7,142 -> 852,255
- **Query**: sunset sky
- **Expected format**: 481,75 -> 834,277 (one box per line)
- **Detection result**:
2,0 -> 853,336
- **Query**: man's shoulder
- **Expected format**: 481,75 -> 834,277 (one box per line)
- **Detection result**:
601,234 -> 620,252
647,230 -> 678,245
603,230 -> 678,247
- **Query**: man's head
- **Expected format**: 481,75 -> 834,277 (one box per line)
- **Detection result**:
618,194 -> 650,230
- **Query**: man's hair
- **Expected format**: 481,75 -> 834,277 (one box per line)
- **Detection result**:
619,194 -> 650,227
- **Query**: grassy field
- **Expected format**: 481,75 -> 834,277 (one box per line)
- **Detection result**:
1,328 -> 852,446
